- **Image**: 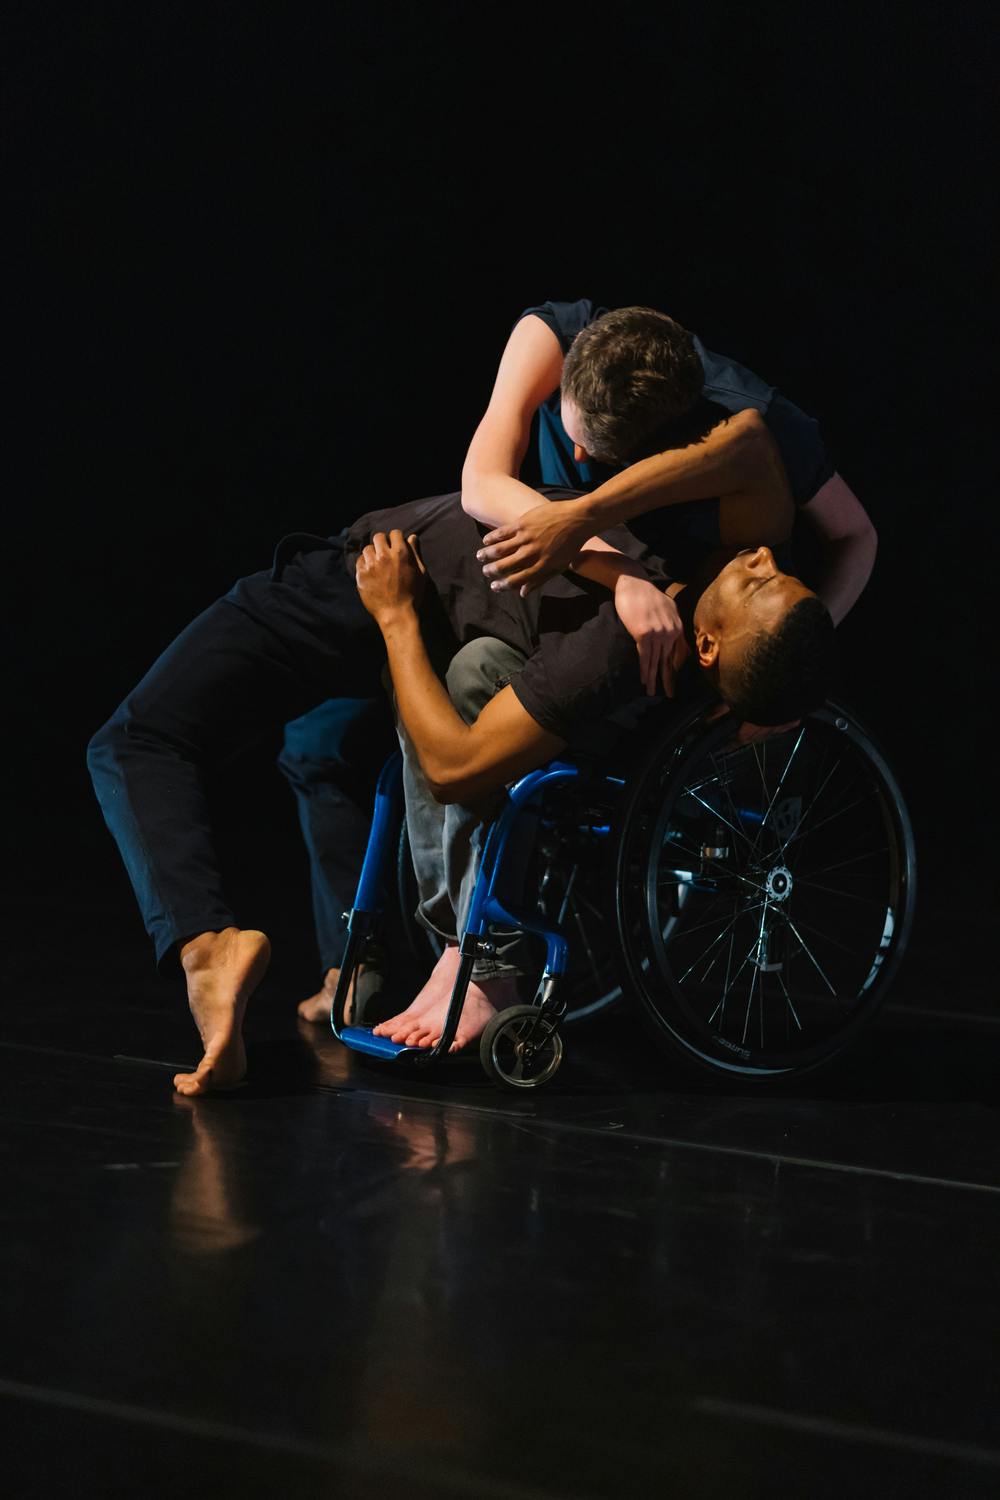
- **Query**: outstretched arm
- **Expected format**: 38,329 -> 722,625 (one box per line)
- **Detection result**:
478,408 -> 793,593
355,531 -> 565,804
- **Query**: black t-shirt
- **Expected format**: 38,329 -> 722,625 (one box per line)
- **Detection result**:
521,299 -> 836,576
343,491 -> 672,742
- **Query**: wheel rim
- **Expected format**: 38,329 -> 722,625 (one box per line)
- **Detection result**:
487,1013 -> 564,1088
620,707 -> 916,1075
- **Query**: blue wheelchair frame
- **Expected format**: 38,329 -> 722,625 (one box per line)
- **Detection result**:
331,753 -> 582,1065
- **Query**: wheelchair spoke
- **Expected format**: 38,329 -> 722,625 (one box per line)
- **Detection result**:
570,884 -> 611,925
711,750 -> 762,853
792,876 -> 885,905
742,901 -> 771,1045
676,903 -> 764,985
555,864 -> 579,925
742,957 -> 760,1046
658,836 -> 764,893
681,786 -> 759,857
781,777 -> 874,860
708,928 -> 757,1028
665,895 -> 734,941
571,901 -> 602,981
776,969 -> 803,1032
778,906 -> 867,962
781,916 -> 839,996
751,739 -> 771,805
749,727 -> 805,856
796,845 -> 889,882
779,745 -> 840,846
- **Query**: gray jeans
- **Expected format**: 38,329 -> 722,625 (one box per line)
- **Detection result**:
396,638 -> 531,981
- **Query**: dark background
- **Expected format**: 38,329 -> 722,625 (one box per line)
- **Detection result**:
8,1 -> 996,987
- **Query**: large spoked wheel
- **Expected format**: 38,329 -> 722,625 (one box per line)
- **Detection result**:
614,702 -> 917,1079
480,1005 -> 565,1090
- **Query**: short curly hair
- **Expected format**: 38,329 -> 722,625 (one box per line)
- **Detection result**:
561,306 -> 705,466
716,597 -> 836,725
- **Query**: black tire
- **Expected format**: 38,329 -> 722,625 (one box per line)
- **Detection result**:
614,702 -> 917,1079
480,1005 -> 565,1090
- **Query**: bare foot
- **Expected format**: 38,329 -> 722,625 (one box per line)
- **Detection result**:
297,968 -> 339,1024
372,946 -> 459,1043
173,927 -> 270,1097
375,949 -> 520,1053
298,962 -> 379,1025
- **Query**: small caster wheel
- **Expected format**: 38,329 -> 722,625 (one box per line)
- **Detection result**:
479,1005 -> 564,1091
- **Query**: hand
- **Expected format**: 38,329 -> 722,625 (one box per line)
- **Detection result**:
613,576 -> 689,697
476,500 -> 591,594
355,530 -> 427,623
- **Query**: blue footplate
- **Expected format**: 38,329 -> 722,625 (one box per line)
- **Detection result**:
339,1025 -> 421,1061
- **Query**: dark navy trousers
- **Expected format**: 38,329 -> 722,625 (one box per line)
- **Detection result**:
276,696 -> 395,971
87,536 -> 392,967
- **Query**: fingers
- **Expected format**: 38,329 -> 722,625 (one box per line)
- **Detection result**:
636,639 -> 652,697
487,557 -> 543,592
481,545 -> 532,581
480,526 -> 517,549
659,651 -> 675,699
372,531 -> 391,558
406,533 -> 428,574
661,634 -> 688,698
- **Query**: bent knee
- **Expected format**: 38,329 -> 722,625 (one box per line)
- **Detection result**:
445,638 -> 527,722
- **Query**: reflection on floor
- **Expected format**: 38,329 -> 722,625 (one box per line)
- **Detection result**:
3,897 -> 998,1500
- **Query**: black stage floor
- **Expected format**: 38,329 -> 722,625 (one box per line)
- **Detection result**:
4,860 -> 998,1500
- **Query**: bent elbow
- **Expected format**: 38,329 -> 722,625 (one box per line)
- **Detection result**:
459,464 -> 482,516
428,761 -> 490,805
428,772 -> 471,805
739,406 -> 769,442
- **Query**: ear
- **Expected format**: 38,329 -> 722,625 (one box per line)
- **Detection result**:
695,627 -> 720,670
573,442 -> 590,465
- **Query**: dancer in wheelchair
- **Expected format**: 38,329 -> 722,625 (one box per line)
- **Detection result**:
358,527 -> 834,1053
87,305 -> 862,1092
292,300 -> 877,1025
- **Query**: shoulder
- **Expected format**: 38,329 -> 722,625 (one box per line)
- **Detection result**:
514,299 -> 608,355
696,337 -> 777,413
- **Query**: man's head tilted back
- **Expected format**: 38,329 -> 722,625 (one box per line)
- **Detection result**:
694,548 -> 835,724
560,306 -> 705,465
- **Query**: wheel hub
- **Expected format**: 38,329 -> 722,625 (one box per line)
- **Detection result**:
765,865 -> 793,902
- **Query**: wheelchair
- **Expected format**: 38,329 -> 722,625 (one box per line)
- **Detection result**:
331,697 -> 916,1090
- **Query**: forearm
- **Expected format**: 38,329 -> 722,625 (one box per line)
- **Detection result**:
377,606 -> 476,790
569,537 -> 648,590
573,409 -> 767,530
